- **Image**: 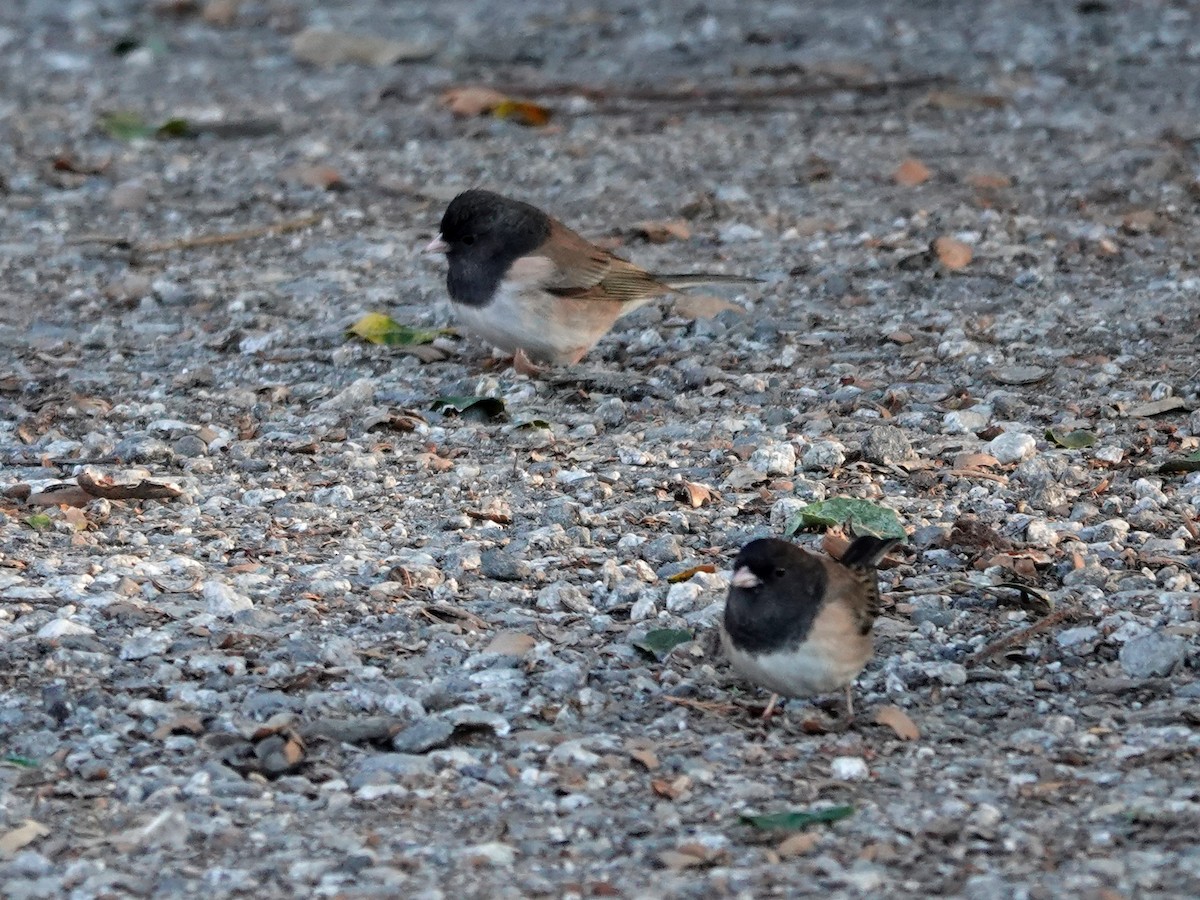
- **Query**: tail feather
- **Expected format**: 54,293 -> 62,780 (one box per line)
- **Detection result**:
656,273 -> 763,289
839,535 -> 901,570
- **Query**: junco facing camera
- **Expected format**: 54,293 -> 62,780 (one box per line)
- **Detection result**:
721,534 -> 901,719
424,189 -> 759,368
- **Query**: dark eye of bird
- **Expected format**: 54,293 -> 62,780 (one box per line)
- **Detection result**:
461,234 -> 476,245
773,567 -> 786,578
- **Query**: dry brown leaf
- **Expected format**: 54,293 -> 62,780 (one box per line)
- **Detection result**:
953,452 -> 1000,470
62,506 -> 89,531
416,452 -> 454,472
492,99 -> 552,127
672,294 -> 743,320
628,747 -> 660,771
77,473 -> 182,502
933,236 -> 973,270
0,820 -> 50,858
439,87 -> 551,127
482,632 -> 536,657
821,529 -> 851,560
283,164 -> 346,191
675,481 -> 715,508
776,832 -> 820,858
887,330 -> 913,344
874,705 -> 921,741
966,171 -> 1012,190
666,563 -> 717,584
634,219 -> 691,243
651,775 -> 692,800
893,158 -> 931,186
924,90 -> 1008,110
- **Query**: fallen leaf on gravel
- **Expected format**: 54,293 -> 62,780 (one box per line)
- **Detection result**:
62,506 -> 89,531
785,498 -> 906,540
26,485 -> 93,507
671,294 -> 744,320
633,628 -> 693,660
440,85 -> 507,116
99,111 -> 194,141
348,314 -> 445,347
2,754 -> 38,768
658,847 -> 716,870
776,832 -> 820,857
1159,450 -> 1200,474
493,98 -> 553,127
675,481 -> 715,508
821,528 -> 850,559
291,27 -> 437,67
626,741 -> 660,771
416,452 -> 454,472
966,171 -> 1013,189
633,219 -> 691,242
923,89 -> 1007,110
666,564 -> 717,583
983,549 -> 1052,578
651,775 -> 692,800
953,452 -> 1000,470
874,705 -> 920,740
0,820 -> 50,858
1046,429 -> 1097,448
77,473 -> 182,502
893,158 -> 931,186
430,395 -> 506,421
740,806 -> 854,831
482,632 -> 536,657
933,236 -> 973,269
282,164 -> 346,190
24,513 -> 52,530
439,87 -> 552,126
1126,397 -> 1187,417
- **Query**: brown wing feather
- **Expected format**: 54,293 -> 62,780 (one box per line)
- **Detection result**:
823,559 -> 882,637
536,219 -> 676,304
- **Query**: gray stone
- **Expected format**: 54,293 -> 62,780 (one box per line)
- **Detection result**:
1119,632 -> 1188,678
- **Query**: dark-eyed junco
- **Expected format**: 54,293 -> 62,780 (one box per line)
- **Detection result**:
721,534 -> 901,718
424,189 -> 759,367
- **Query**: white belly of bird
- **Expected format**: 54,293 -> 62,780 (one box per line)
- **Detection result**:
721,629 -> 869,697
452,282 -> 599,365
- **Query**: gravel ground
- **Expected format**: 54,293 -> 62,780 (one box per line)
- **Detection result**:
2,0 -> 1200,897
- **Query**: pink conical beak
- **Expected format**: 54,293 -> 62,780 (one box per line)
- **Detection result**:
423,234 -> 449,254
731,566 -> 761,589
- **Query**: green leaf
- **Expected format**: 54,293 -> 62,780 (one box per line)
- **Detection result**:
100,112 -> 194,141
347,313 -> 445,347
100,111 -> 156,141
2,754 -> 39,768
24,513 -> 52,531
632,628 -> 693,660
784,498 -> 905,539
1046,429 -> 1096,449
741,806 -> 855,831
431,395 -> 506,421
155,117 -> 193,139
1160,449 -> 1200,474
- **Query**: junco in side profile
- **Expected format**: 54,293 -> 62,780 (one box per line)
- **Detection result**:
424,189 -> 759,368
721,534 -> 901,719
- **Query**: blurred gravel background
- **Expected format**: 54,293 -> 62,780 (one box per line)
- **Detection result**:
1,0 -> 1199,897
